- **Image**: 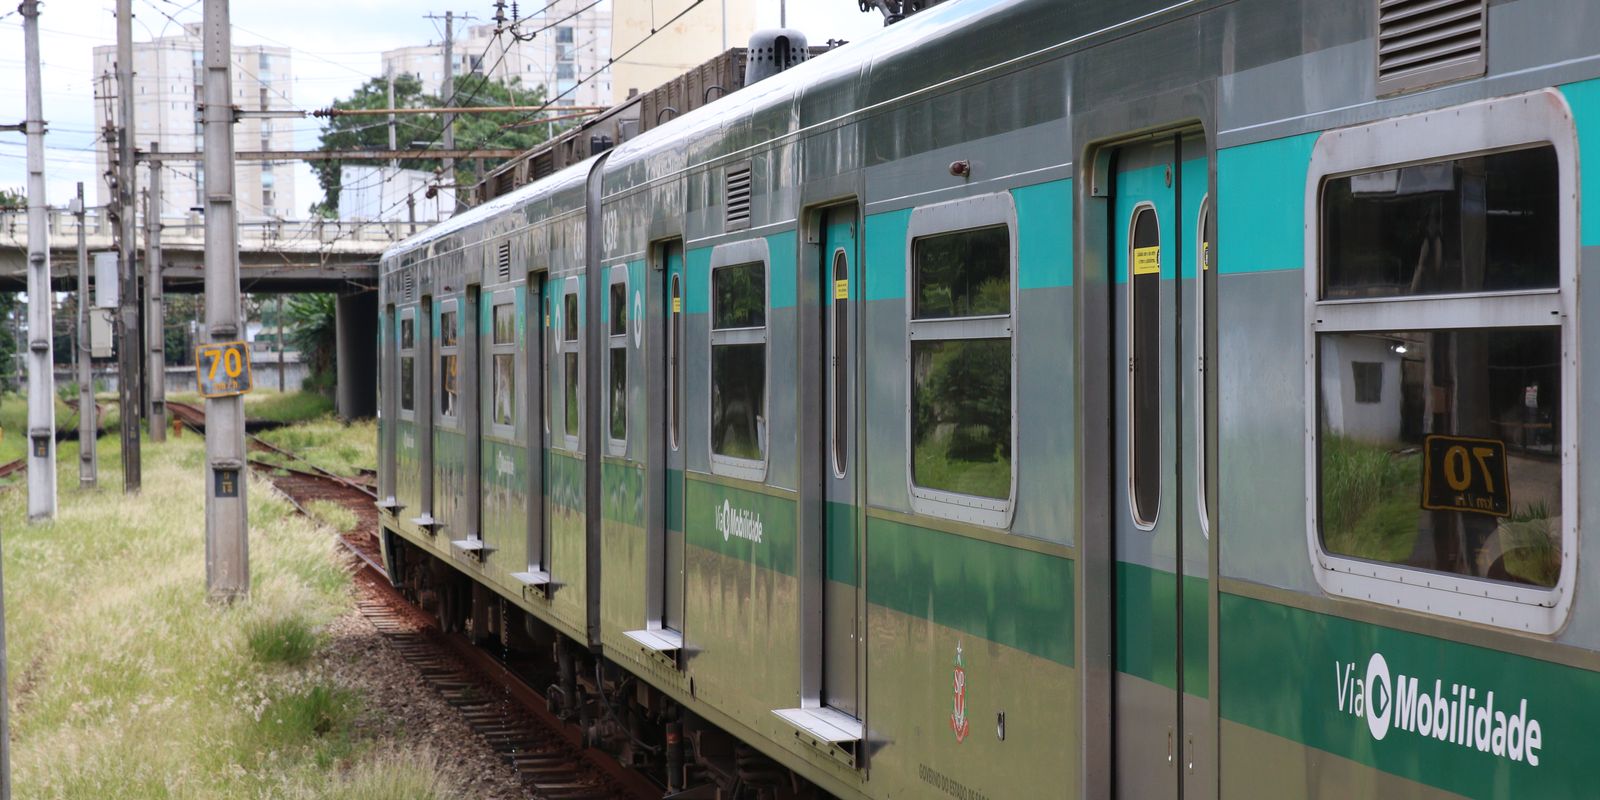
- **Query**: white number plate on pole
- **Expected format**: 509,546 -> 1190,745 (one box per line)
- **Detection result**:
195,341 -> 253,397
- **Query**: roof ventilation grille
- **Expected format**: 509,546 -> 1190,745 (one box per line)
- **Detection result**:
497,241 -> 512,283
725,162 -> 752,231
1377,0 -> 1486,95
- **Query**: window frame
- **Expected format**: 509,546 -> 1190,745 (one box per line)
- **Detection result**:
1302,89 -> 1579,635
830,247 -> 850,480
488,291 -> 517,436
1195,195 -> 1212,540
606,264 -> 629,455
398,307 -> 417,419
437,298 -> 460,421
904,192 -> 1019,530
707,238 -> 770,482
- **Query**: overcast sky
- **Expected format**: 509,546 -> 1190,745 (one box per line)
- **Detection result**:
0,0 -> 886,212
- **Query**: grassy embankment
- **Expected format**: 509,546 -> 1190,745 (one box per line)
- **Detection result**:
0,431 -> 456,797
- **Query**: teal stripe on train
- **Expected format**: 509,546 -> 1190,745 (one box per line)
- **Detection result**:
1116,561 -> 1208,698
1216,133 -> 1318,274
684,231 -> 799,314
1221,592 -> 1590,798
1560,77 -> 1600,246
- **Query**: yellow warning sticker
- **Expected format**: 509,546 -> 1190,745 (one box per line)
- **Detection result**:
834,279 -> 849,300
1133,245 -> 1161,276
1202,241 -> 1210,272
672,296 -> 682,314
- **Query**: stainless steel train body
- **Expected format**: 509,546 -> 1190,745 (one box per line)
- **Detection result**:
376,0 -> 1600,796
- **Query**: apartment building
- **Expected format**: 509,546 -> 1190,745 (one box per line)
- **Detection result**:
92,23 -> 295,221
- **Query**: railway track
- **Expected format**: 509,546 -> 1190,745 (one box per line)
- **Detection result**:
168,401 -> 658,800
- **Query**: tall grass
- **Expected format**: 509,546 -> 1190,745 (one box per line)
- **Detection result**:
0,432 -> 466,797
1320,434 -> 1422,563
257,415 -> 377,478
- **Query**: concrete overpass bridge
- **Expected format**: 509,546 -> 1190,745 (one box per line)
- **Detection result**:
0,208 -> 398,292
0,207 -> 411,419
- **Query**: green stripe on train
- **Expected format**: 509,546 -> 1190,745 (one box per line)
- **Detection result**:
1220,592 -> 1589,798
1116,561 -> 1208,698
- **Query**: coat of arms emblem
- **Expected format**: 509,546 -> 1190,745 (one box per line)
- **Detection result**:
950,640 -> 970,743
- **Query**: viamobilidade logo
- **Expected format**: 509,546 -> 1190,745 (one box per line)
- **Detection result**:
716,499 -> 763,544
1336,652 -> 1544,766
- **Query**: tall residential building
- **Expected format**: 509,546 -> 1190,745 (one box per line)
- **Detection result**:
92,23 -> 295,221
610,0 -> 756,104
381,2 -> 612,110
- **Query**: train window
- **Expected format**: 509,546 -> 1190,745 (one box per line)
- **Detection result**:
831,249 -> 848,477
1196,196 -> 1214,538
608,268 -> 628,448
1129,204 -> 1160,528
439,305 -> 459,418
1322,147 -> 1558,301
491,301 -> 515,429
669,273 -> 681,451
905,194 -> 1017,527
399,312 -> 415,414
1318,329 -> 1561,586
562,285 -> 579,443
1306,90 -> 1577,633
710,260 -> 767,464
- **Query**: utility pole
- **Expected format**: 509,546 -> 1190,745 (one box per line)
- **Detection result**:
116,0 -> 142,492
145,143 -> 166,442
276,295 -> 285,392
75,182 -> 97,489
23,0 -> 57,522
424,11 -> 474,188
386,69 -> 398,170
203,0 -> 249,602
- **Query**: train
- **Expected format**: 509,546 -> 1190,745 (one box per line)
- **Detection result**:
373,0 -> 1600,796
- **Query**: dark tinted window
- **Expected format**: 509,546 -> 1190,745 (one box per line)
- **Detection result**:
1319,328 -> 1561,588
610,280 -> 627,336
711,344 -> 764,460
1322,146 -> 1558,300
564,352 -> 578,438
401,317 -> 415,350
564,292 -> 578,341
669,273 -> 682,449
832,250 -> 849,474
400,357 -> 415,411
1130,206 -> 1160,525
913,226 -> 1010,319
610,348 -> 627,441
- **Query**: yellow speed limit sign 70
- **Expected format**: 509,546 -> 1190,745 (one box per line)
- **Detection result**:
195,341 -> 254,398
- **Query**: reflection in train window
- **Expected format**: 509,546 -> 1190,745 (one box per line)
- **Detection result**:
440,309 -> 458,347
400,357 -> 415,412
492,303 -> 515,428
711,261 -> 766,461
441,353 -> 459,417
1318,328 -> 1561,588
1321,146 -> 1558,300
563,287 -> 579,441
909,226 -> 1012,500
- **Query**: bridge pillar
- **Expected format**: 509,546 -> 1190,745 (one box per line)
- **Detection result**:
334,289 -> 378,420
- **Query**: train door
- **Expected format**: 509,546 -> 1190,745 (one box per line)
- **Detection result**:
463,286 -> 482,547
822,205 -> 861,718
661,241 -> 686,635
413,295 -> 436,530
1109,131 -> 1212,798
520,276 -> 550,586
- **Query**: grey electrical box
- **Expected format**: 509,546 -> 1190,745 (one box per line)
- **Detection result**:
89,308 -> 114,358
93,252 -> 118,308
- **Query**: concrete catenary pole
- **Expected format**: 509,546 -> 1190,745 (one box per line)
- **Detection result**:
22,0 -> 57,521
276,295 -> 285,393
441,11 -> 456,186
145,143 -> 166,442
203,0 -> 249,602
116,0 -> 142,492
75,182 -> 97,488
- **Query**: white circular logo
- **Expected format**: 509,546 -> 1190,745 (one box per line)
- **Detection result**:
1365,653 -> 1392,741
632,288 -> 644,348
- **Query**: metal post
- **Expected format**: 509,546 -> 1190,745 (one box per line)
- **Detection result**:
116,0 -> 141,492
75,182 -> 97,488
23,0 -> 57,522
407,194 -> 416,235
276,294 -> 285,393
203,0 -> 249,602
441,11 -> 456,186
146,144 -> 166,442
386,69 -> 398,171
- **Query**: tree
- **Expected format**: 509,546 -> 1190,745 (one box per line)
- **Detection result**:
0,187 -> 24,209
284,293 -> 337,396
307,73 -> 557,216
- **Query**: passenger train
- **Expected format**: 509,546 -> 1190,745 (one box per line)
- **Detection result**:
375,0 -> 1600,796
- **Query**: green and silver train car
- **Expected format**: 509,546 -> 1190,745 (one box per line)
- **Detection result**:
376,0 -> 1600,796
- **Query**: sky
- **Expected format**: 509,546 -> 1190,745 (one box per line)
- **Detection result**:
0,0 -> 887,213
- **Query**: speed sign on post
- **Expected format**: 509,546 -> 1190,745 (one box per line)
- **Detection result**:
195,341 -> 254,398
